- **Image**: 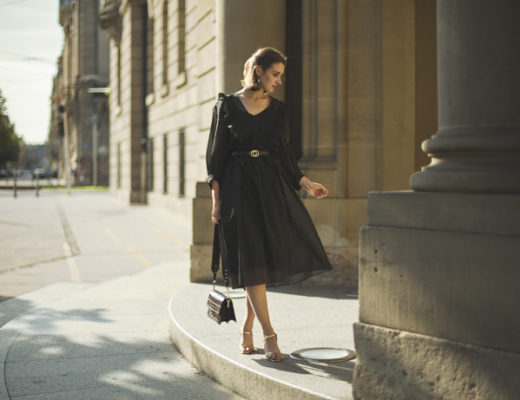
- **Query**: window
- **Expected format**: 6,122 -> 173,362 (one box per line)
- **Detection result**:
116,45 -> 121,106
177,0 -> 185,75
116,142 -> 121,188
163,133 -> 168,194
178,129 -> 185,196
162,0 -> 169,86
144,7 -> 154,96
147,137 -> 154,191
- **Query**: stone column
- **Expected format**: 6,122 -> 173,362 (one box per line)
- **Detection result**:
354,1 -> 520,399
216,0 -> 286,95
410,0 -> 520,193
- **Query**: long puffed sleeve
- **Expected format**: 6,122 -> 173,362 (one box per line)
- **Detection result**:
206,93 -> 230,188
278,104 -> 304,190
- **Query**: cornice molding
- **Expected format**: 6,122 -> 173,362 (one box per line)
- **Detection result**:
99,0 -> 122,44
120,0 -> 148,15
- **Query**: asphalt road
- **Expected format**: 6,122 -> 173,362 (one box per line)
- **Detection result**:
0,189 -> 244,400
0,189 -> 190,300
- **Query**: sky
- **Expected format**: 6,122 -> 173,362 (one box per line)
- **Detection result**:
0,0 -> 63,144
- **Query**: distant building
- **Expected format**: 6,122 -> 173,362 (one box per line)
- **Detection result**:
49,0 -> 110,186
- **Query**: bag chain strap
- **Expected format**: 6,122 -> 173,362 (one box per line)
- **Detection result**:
211,224 -> 231,308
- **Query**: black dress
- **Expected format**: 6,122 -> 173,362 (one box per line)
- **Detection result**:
206,92 -> 332,289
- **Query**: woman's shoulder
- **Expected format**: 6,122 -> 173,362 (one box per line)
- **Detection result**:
213,92 -> 231,108
270,96 -> 287,115
217,92 -> 234,99
214,92 -> 238,107
213,93 -> 236,118
215,92 -> 230,104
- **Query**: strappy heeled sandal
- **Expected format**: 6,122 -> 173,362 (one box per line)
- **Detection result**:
240,331 -> 255,354
263,333 -> 283,362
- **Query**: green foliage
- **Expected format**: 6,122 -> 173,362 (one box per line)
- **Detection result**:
0,89 -> 20,167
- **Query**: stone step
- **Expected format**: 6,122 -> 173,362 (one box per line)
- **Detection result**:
168,282 -> 357,400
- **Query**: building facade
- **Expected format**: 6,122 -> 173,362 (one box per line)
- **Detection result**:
99,1 -> 520,398
49,0 -> 110,186
354,1 -> 520,398
99,0 -> 437,286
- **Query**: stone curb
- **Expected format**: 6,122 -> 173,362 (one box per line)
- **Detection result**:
168,296 -> 338,400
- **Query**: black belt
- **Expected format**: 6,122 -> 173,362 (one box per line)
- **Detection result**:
231,150 -> 271,158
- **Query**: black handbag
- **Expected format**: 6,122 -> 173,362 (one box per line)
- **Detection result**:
207,225 -> 236,324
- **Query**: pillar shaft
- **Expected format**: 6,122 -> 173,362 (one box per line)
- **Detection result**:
216,0 -> 286,96
410,0 -> 520,193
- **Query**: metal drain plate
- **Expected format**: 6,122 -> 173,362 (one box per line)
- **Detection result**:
290,347 -> 356,363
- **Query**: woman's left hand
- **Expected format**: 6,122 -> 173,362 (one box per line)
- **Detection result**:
307,182 -> 328,199
299,176 -> 328,199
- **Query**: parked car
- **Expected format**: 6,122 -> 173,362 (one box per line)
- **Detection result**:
32,168 -> 45,179
0,170 -> 7,179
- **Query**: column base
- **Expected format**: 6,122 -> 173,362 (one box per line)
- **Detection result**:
190,182 -> 214,283
357,191 -> 520,399
353,323 -> 520,400
190,244 -> 215,283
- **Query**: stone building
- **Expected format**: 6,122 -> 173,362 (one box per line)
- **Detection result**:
99,0 -> 437,288
99,1 -> 520,397
49,0 -> 110,186
354,1 -> 520,398
99,1 -> 520,398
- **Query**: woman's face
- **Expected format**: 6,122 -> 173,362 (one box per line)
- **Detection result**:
257,62 -> 285,94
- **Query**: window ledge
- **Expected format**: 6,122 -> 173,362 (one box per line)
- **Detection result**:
160,84 -> 169,98
173,70 -> 187,89
145,92 -> 155,107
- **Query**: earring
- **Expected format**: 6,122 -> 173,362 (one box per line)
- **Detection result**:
252,76 -> 260,90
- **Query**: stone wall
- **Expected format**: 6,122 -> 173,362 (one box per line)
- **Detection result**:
103,0 -> 437,286
354,1 -> 520,398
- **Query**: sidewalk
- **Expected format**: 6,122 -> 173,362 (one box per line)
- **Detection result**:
168,283 -> 357,400
1,260 -> 357,400
0,262 -> 243,400
0,190 -> 358,399
0,190 -> 243,399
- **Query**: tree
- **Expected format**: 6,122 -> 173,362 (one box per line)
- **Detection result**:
0,89 -> 20,168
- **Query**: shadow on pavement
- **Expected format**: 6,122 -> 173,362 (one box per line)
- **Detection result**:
270,284 -> 358,299
1,302 -> 241,400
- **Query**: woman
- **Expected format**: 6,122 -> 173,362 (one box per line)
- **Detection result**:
206,47 -> 332,362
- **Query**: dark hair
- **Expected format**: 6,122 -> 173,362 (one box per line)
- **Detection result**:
241,47 -> 287,91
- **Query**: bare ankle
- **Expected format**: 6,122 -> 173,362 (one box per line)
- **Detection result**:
242,326 -> 254,334
263,329 -> 276,338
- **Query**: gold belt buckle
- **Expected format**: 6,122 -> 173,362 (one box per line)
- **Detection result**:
250,149 -> 260,158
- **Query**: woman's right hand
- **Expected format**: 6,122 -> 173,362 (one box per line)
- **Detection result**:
211,181 -> 220,224
211,200 -> 220,224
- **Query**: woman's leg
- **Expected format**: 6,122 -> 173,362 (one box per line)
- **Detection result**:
243,292 -> 256,329
245,284 -> 282,360
241,292 -> 255,351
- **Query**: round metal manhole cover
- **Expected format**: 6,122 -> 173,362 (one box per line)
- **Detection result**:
290,347 -> 357,363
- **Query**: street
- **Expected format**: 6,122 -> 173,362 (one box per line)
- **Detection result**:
0,189 -> 187,298
0,189 -> 243,399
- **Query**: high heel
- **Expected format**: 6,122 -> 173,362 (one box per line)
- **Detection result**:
263,333 -> 283,362
240,331 -> 255,354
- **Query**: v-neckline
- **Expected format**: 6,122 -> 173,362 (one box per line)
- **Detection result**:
234,93 -> 273,117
